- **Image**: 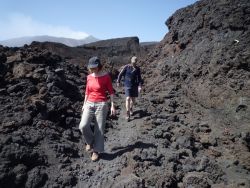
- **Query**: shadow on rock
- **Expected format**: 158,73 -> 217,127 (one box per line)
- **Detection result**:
101,141 -> 156,161
133,109 -> 150,118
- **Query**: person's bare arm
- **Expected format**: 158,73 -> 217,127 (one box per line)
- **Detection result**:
110,94 -> 116,115
82,94 -> 88,111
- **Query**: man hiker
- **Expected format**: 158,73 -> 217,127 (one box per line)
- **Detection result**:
116,56 -> 143,121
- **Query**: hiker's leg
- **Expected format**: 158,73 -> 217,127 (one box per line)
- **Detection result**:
79,102 -> 95,145
129,97 -> 135,116
126,96 -> 131,113
125,87 -> 132,120
130,97 -> 135,109
129,86 -> 138,113
93,102 -> 108,153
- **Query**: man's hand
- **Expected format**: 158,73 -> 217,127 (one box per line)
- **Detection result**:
116,82 -> 120,87
138,86 -> 142,93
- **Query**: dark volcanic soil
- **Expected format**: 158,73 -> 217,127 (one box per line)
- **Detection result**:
0,0 -> 250,187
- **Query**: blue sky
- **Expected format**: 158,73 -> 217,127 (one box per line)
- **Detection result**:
0,0 -> 198,42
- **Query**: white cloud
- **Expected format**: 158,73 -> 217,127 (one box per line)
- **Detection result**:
0,13 -> 89,40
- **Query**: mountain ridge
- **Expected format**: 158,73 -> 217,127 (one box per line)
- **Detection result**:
0,35 -> 99,47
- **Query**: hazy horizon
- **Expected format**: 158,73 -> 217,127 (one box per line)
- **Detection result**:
0,0 -> 198,42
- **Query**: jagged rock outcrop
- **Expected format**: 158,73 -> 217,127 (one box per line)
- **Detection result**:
0,45 -> 85,188
27,37 -> 156,80
144,0 -> 250,128
141,0 -> 250,186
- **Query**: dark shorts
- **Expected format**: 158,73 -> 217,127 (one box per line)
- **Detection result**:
125,86 -> 138,97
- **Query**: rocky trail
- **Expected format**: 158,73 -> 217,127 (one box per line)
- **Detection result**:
75,82 -> 250,187
76,88 -> 156,187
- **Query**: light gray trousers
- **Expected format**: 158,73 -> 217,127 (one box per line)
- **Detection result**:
79,101 -> 108,153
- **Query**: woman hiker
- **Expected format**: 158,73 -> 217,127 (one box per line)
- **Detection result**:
79,56 -> 116,161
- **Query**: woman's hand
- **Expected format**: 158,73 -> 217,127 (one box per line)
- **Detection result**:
110,95 -> 116,116
110,105 -> 116,116
82,104 -> 85,111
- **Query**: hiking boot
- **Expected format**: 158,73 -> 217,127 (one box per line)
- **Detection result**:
91,152 -> 99,162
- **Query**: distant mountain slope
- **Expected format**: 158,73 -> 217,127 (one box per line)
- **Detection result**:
0,35 -> 99,47
27,36 -> 154,68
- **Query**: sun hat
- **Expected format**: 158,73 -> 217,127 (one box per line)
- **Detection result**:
131,56 -> 137,63
88,56 -> 101,69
